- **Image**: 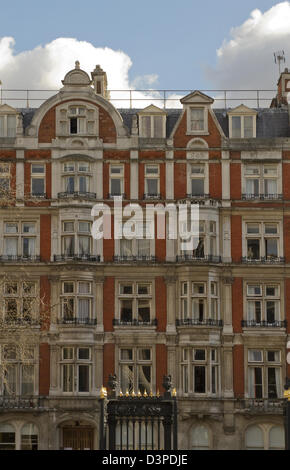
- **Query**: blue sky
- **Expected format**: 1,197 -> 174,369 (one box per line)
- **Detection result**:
0,0 -> 284,91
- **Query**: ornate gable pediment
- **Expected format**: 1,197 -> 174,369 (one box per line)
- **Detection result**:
180,90 -> 214,105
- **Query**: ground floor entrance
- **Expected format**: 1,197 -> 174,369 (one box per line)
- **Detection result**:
62,426 -> 94,450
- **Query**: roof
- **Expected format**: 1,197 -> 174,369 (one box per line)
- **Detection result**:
17,106 -> 290,139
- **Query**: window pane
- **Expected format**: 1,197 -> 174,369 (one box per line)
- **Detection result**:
192,426 -> 209,450
153,116 -> 163,137
269,426 -> 285,450
63,221 -> 74,232
4,238 -> 17,256
21,424 -> 38,451
120,284 -> 133,295
111,178 -> 121,195
247,239 -> 260,259
22,223 -> 35,233
248,350 -> 263,362
137,300 -> 150,322
232,116 -> 241,138
194,366 -> 206,393
7,115 -> 16,137
31,164 -> 45,174
78,365 -> 89,392
79,176 -> 88,192
5,223 -> 18,233
138,365 -> 151,393
120,349 -> 133,360
141,116 -> 151,137
191,179 -> 204,196
23,238 -> 35,256
78,348 -> 90,360
244,116 -> 253,138
190,108 -> 204,131
21,365 -> 34,395
146,178 -> 158,195
194,349 -> 206,361
31,178 -> 44,195
79,222 -> 90,232
120,300 -> 133,322
63,364 -> 73,392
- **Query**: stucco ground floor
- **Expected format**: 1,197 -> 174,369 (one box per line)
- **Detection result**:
0,397 -> 285,450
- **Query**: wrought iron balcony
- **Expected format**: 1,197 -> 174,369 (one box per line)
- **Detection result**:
241,320 -> 287,328
242,193 -> 283,200
176,254 -> 221,263
57,317 -> 97,326
186,193 -> 210,199
176,318 -> 223,327
57,191 -> 97,199
30,192 -> 48,198
0,396 -> 44,409
113,255 -> 157,262
113,318 -> 158,327
107,193 -> 126,199
241,256 -> 285,264
0,255 -> 41,262
54,254 -> 100,262
143,193 -> 161,200
3,316 -> 39,326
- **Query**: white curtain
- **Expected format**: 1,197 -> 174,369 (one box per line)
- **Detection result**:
78,299 -> 90,320
5,238 -> 17,256
120,239 -> 132,256
265,179 -> 277,195
79,236 -> 90,255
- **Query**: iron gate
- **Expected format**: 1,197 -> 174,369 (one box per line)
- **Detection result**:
100,375 -> 178,450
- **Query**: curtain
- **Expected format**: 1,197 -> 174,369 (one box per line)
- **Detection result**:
64,236 -> 74,255
5,238 -> 17,256
248,368 -> 255,398
23,238 -> 35,256
264,179 -> 277,195
137,239 -> 150,256
120,239 -> 132,257
78,299 -> 90,320
79,236 -> 90,255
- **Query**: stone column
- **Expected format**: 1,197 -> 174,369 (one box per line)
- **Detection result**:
130,150 -> 138,200
165,276 -> 177,385
222,274 -> 234,398
95,277 -> 104,331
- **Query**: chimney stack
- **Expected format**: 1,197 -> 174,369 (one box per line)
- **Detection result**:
91,65 -> 110,100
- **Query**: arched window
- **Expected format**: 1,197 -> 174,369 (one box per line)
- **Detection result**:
21,423 -> 38,450
245,425 -> 264,450
0,423 -> 15,450
269,426 -> 284,450
191,425 -> 210,450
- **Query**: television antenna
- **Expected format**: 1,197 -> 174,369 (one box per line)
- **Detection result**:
274,51 -> 285,75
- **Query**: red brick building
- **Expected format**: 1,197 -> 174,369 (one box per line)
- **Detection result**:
0,63 -> 289,449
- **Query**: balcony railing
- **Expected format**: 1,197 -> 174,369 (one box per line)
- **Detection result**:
0,396 -> 44,409
240,398 -> 284,413
107,193 -> 126,199
113,318 -> 158,327
176,254 -> 221,263
241,256 -> 285,264
57,191 -> 97,199
0,255 -> 40,262
3,316 -> 39,326
186,193 -> 210,199
176,318 -> 223,327
241,320 -> 287,328
143,193 -> 161,200
54,254 -> 100,262
57,317 -> 97,326
242,193 -> 283,201
113,255 -> 157,262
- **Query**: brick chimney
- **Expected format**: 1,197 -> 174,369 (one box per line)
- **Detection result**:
271,68 -> 290,108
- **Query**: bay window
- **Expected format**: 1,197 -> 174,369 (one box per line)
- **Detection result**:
180,280 -> 219,325
60,280 -> 93,324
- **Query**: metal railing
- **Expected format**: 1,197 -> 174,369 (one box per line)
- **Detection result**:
176,254 -> 221,263
242,320 -> 287,328
0,396 -> 44,409
57,317 -> 97,326
242,193 -> 283,200
176,318 -> 223,327
143,193 -> 161,200
113,255 -> 157,262
113,318 -> 157,327
0,88 -> 277,109
57,191 -> 96,199
54,254 -> 100,262
0,255 -> 41,262
241,256 -> 285,264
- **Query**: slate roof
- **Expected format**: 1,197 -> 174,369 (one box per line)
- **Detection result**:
17,106 -> 290,139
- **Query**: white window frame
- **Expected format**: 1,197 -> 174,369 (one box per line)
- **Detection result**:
31,163 -> 46,197
229,114 -> 256,138
118,347 -> 153,394
181,347 -> 219,396
139,115 -> 166,138
186,106 -> 209,135
242,220 -> 283,261
246,348 -> 283,399
116,281 -> 154,325
60,346 -> 92,395
242,163 -> 281,198
0,114 -> 17,138
109,164 -> 124,197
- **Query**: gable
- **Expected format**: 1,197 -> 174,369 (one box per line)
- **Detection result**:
180,90 -> 214,105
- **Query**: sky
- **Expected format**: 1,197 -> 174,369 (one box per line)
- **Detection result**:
0,0 -> 289,108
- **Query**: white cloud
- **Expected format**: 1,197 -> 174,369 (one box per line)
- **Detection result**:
0,37 -> 183,109
206,1 -> 290,107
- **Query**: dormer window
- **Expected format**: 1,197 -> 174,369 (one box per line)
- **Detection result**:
190,108 -> 205,131
138,105 -> 166,138
0,115 -> 16,137
69,106 -> 86,134
228,105 -> 257,138
56,103 -> 98,137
